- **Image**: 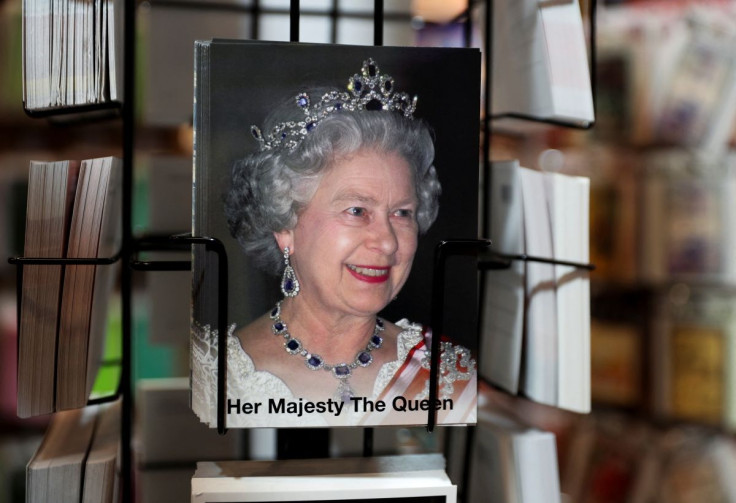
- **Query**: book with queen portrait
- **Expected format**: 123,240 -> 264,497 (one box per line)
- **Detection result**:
191,40 -> 481,428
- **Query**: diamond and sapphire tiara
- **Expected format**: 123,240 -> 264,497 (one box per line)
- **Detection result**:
250,58 -> 418,152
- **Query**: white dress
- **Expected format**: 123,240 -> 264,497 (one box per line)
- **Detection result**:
191,319 -> 477,428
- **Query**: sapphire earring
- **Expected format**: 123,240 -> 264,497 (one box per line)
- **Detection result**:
280,247 -> 300,297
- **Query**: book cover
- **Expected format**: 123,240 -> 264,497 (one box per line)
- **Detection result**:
191,40 -> 480,428
468,387 -> 561,503
518,167 -> 558,407
651,288 -> 736,427
590,320 -> 641,407
546,171 -> 591,413
491,0 -> 594,126
480,160 -> 524,394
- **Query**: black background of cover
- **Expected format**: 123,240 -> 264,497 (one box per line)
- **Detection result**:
195,40 -> 480,350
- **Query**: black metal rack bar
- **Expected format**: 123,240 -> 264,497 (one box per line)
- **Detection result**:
121,0 -> 136,493
129,234 -> 229,435
374,0 -> 384,46
479,251 -> 596,271
9,252 -> 125,411
130,234 -> 193,271
290,0 -> 300,42
252,0 -> 261,39
329,0 -> 339,43
482,0 -> 493,239
8,253 -> 121,343
8,253 -> 122,266
145,0 -> 412,22
23,101 -> 123,119
363,428 -> 374,457
168,235 -> 230,434
460,425 -> 476,502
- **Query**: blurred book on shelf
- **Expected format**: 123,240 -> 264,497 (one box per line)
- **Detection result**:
588,167 -> 638,285
468,385 -> 561,503
22,0 -> 124,111
651,287 -> 736,429
17,157 -> 121,418
639,151 -> 736,285
590,319 -> 642,408
597,3 -> 736,151
191,454 -> 457,502
561,411 -> 736,503
562,414 -> 654,503
481,161 -> 591,413
588,281 -> 652,411
27,400 -> 121,503
0,0 -> 23,119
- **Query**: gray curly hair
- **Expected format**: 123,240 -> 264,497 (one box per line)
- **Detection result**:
225,105 -> 441,276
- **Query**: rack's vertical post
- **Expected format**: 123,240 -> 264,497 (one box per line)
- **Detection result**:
290,0 -> 300,42
329,0 -> 338,43
252,0 -> 261,40
482,0 -> 492,238
374,0 -> 383,46
463,1 -> 473,49
121,0 -> 136,497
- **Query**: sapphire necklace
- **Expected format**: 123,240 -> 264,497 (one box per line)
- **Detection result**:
269,301 -> 385,402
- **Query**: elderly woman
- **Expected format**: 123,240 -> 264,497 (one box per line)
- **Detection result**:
192,59 -> 476,427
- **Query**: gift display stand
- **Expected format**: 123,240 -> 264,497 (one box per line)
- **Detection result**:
9,0 -> 596,501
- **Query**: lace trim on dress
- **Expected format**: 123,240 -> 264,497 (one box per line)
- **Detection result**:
190,318 -> 473,426
372,319 -> 424,397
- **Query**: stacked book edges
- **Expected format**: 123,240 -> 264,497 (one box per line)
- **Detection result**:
481,160 -> 591,413
17,156 -> 122,418
468,385 -> 561,503
22,0 -> 123,111
27,400 -> 121,503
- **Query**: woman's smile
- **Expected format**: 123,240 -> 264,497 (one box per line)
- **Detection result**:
346,264 -> 391,283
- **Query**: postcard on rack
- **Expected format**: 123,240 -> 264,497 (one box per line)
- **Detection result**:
192,454 -> 456,502
190,40 -> 480,428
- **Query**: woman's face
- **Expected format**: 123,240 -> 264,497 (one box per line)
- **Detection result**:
277,148 -> 419,319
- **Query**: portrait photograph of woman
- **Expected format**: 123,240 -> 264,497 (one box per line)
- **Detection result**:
191,41 -> 480,428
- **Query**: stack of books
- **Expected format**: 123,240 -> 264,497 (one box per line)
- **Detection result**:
491,0 -> 594,127
17,157 -> 121,418
481,160 -> 591,413
467,385 -> 561,503
22,0 -> 123,111
27,400 -> 121,503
